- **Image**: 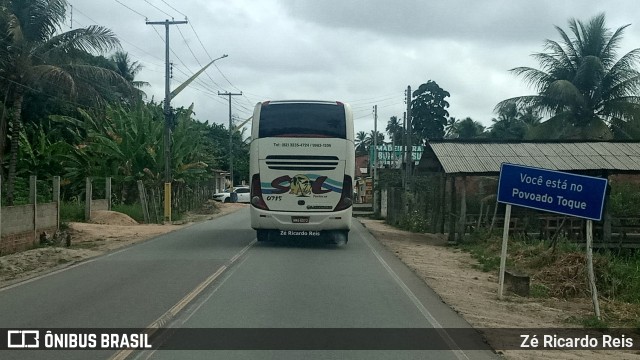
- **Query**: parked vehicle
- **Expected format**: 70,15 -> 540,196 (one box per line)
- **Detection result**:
212,186 -> 250,203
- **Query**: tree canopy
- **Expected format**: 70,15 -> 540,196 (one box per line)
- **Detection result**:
496,13 -> 640,140
0,0 -> 248,205
411,80 -> 450,143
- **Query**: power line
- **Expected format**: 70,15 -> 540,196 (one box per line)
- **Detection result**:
70,3 -> 165,66
88,1 -> 248,119
113,0 -> 148,19
160,0 -> 187,18
144,0 -> 175,19
147,1 -> 252,110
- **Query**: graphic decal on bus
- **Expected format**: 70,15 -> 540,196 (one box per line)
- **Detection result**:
290,174 -> 313,196
262,174 -> 343,196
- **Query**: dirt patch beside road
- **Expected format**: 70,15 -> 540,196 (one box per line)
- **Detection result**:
359,219 -> 639,360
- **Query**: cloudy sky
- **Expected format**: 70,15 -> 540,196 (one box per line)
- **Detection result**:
69,0 -> 640,137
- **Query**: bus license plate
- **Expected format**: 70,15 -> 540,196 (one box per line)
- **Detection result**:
291,216 -> 309,223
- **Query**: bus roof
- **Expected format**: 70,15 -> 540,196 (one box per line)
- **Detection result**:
261,100 -> 344,106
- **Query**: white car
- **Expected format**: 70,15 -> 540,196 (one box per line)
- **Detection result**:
212,186 -> 250,203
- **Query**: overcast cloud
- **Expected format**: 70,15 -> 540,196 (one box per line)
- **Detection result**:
70,0 -> 640,136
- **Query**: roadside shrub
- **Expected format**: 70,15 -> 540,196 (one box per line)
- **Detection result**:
112,203 -> 145,223
60,201 -> 84,222
398,210 -> 430,233
609,183 -> 640,217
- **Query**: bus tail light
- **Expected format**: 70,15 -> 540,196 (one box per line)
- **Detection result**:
251,174 -> 269,210
334,175 -> 353,211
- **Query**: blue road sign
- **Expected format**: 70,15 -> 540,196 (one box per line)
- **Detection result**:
497,163 -> 608,221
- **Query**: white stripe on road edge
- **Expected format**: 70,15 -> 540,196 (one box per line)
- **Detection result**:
109,239 -> 256,360
360,227 -> 471,360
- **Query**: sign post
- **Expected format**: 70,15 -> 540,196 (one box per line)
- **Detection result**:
496,163 -> 607,318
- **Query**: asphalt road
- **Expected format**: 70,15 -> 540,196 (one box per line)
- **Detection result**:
0,207 -> 498,360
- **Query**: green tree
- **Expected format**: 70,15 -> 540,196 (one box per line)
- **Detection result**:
355,130 -> 368,155
0,0 -> 126,204
444,117 -> 459,138
385,116 -> 403,145
366,130 -> 385,149
496,13 -> 640,140
110,50 -> 149,103
52,103 -> 164,201
411,80 -> 450,143
454,117 -> 485,139
489,102 -> 528,139
111,51 -> 146,86
205,120 -> 250,185
52,102 -> 217,203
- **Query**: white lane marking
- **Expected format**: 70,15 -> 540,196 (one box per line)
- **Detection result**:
358,225 -> 471,360
109,239 -> 256,360
179,252 -> 252,325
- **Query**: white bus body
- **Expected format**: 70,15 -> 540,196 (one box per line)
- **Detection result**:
249,100 -> 355,244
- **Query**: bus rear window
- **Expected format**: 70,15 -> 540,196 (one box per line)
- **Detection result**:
258,103 -> 346,139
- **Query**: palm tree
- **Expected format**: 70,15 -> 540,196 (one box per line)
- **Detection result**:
355,130 -> 368,155
366,130 -> 385,149
0,0 -> 126,204
385,116 -> 403,145
111,51 -> 149,89
495,13 -> 640,140
444,117 -> 459,138
489,102 -> 527,139
455,117 -> 485,139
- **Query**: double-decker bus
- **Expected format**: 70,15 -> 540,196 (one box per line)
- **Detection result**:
249,100 -> 354,244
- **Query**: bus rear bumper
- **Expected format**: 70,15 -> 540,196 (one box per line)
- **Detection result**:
250,207 -> 352,231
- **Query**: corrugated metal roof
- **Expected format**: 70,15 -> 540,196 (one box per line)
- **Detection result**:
420,141 -> 640,174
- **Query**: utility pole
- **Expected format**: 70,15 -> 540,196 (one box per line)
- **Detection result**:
373,105 -> 379,214
405,86 -> 412,188
219,91 -> 242,186
146,19 -> 188,222
402,111 -> 406,188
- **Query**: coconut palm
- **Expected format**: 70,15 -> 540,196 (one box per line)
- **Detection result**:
455,117 -> 485,139
0,0 -> 126,204
495,13 -> 640,140
489,102 -> 528,139
444,117 -> 459,138
385,116 -> 403,145
111,50 -> 150,89
366,130 -> 385,149
355,130 -> 368,155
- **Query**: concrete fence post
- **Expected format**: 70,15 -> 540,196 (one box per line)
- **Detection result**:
53,176 -> 60,230
106,177 -> 112,211
85,177 -> 92,221
0,177 -> 2,240
30,175 -> 37,241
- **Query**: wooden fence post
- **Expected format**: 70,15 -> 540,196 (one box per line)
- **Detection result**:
448,176 -> 457,244
457,176 -> 467,243
586,220 -> 601,319
137,180 -> 150,224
